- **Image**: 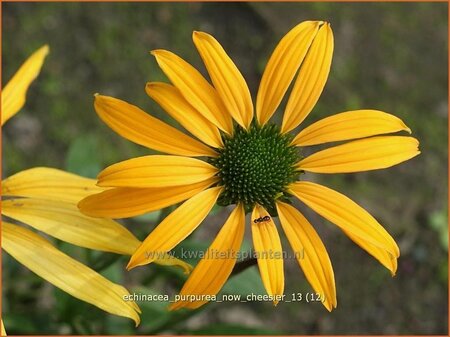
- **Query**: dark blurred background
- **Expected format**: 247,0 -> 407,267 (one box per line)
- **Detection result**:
2,2 -> 448,335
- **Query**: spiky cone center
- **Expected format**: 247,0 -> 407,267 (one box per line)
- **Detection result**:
210,123 -> 301,215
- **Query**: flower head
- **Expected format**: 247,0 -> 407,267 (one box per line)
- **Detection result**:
80,21 -> 420,311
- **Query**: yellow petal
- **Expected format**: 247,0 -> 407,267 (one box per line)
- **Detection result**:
2,45 -> 49,125
79,178 -> 217,218
127,186 -> 222,269
152,50 -> 233,134
146,82 -> 223,148
276,201 -> 336,311
251,204 -> 284,304
154,253 -> 194,275
1,320 -> 5,336
97,155 -> 218,188
193,31 -> 253,129
343,229 -> 397,276
94,95 -> 216,157
256,21 -> 321,126
282,23 -> 334,133
2,222 -> 141,325
3,197 -> 193,273
170,204 -> 245,310
2,167 -> 104,204
289,181 -> 399,258
292,110 -> 412,146
2,198 -> 139,255
297,136 -> 420,173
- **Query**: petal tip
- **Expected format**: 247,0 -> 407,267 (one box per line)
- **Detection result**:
324,301 -> 333,312
150,49 -> 164,58
41,44 -> 50,55
150,49 -> 167,58
192,30 -> 208,40
126,259 -> 137,271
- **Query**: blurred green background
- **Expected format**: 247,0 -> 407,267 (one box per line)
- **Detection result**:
2,2 -> 448,335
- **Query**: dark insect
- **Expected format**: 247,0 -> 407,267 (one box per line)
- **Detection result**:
253,215 -> 271,223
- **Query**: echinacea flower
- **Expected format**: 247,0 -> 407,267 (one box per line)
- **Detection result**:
79,21 -> 420,312
1,45 -> 191,327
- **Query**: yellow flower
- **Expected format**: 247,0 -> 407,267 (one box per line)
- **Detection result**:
1,46 -> 191,327
79,21 -> 420,312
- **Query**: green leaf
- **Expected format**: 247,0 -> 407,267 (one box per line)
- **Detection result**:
132,210 -> 162,223
131,286 -> 176,332
65,134 -> 102,178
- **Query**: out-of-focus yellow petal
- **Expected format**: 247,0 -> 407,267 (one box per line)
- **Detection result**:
2,222 -> 141,326
343,229 -> 397,276
2,167 -> 104,204
289,182 -> 399,258
256,21 -> 321,126
79,178 -> 217,219
297,136 -> 420,173
152,50 -> 233,134
97,155 -> 218,188
127,186 -> 222,269
2,45 -> 49,125
193,31 -> 253,130
94,95 -> 216,157
170,204 -> 245,310
146,82 -> 223,148
292,110 -> 412,146
2,198 -> 139,255
282,23 -> 334,133
1,320 -> 6,336
251,204 -> 284,304
276,201 -> 336,311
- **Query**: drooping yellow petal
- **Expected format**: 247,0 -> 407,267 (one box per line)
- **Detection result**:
170,204 -> 245,310
2,45 -> 49,125
193,31 -> 253,130
94,95 -> 216,157
2,222 -> 141,325
146,82 -> 223,148
2,198 -> 192,274
251,204 -> 284,304
97,155 -> 218,188
289,182 -> 399,258
292,110 -> 412,146
342,229 -> 397,276
297,136 -> 420,173
79,178 -> 217,218
282,23 -> 334,133
2,198 -> 139,255
127,186 -> 222,269
276,201 -> 336,311
2,167 -> 104,204
152,50 -> 233,134
256,21 -> 321,126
